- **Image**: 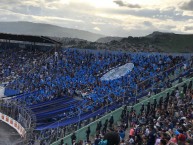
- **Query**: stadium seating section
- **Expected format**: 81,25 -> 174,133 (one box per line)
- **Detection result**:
1,46 -> 193,144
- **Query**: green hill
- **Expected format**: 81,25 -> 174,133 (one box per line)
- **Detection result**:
92,32 -> 193,53
150,33 -> 193,52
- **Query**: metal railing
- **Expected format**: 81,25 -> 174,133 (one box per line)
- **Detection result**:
0,99 -> 37,144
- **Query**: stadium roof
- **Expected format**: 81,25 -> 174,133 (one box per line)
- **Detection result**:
0,33 -> 61,44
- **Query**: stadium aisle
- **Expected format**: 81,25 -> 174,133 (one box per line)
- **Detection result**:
0,121 -> 22,145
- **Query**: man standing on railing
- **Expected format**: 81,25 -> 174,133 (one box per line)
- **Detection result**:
109,115 -> 114,128
183,83 -> 187,94
71,132 -> 76,145
86,126 -> 90,142
102,119 -> 108,135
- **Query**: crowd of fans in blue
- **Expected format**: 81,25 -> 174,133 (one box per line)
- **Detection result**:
0,45 -> 193,145
4,48 -> 189,126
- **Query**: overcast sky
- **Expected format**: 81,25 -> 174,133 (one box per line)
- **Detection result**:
0,0 -> 193,37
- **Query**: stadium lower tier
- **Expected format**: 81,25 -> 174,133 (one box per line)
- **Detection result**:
25,68 -> 192,130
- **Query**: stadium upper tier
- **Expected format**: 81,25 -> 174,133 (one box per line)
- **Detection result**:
1,47 -> 193,129
0,43 -> 52,86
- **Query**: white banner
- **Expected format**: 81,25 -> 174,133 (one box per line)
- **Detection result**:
101,63 -> 134,81
0,112 -> 26,138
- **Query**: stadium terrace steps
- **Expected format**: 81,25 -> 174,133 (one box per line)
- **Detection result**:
36,102 -> 121,130
35,106 -> 76,121
28,96 -> 68,109
31,99 -> 79,114
35,100 -> 79,117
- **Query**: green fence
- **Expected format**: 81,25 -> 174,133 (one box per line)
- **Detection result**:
51,77 -> 193,145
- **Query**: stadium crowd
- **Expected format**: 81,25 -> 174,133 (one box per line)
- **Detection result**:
6,49 -> 189,123
67,81 -> 193,145
0,44 -> 51,84
125,85 -> 193,145
22,49 -> 191,144
1,46 -> 193,145
9,49 -> 186,102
